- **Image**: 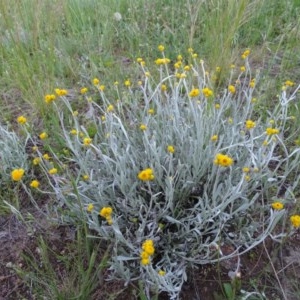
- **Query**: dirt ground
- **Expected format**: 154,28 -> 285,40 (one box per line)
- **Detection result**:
1,204 -> 300,300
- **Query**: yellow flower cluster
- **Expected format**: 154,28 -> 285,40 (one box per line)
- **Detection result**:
49,168 -> 58,175
100,206 -> 113,225
211,135 -> 218,142
161,84 -> 167,92
140,239 -> 155,266
155,58 -> 170,65
124,79 -> 131,87
83,137 -> 92,146
80,87 -> 88,94
189,88 -> 200,97
265,128 -> 279,135
214,154 -> 234,167
17,115 -> 27,125
228,85 -> 236,94
158,44 -> 165,52
167,145 -> 175,153
241,49 -> 250,59
44,94 -> 56,104
107,104 -> 114,112
284,80 -> 294,87
39,132 -> 48,140
93,78 -> 100,85
242,167 -> 250,173
245,120 -> 256,129
11,168 -> 25,181
30,180 -> 40,189
249,79 -> 255,88
87,203 -> 94,213
290,215 -> 300,228
202,87 -> 213,97
271,202 -> 284,211
140,124 -> 147,131
55,88 -> 68,96
138,168 -> 155,181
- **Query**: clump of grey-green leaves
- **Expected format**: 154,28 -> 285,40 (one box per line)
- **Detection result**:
38,52 -> 300,299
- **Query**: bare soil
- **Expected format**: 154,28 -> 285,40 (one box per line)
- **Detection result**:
1,204 -> 300,300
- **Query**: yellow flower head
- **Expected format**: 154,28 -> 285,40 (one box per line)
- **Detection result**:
184,65 -> 191,71
245,120 -> 256,130
33,157 -> 41,165
70,129 -> 78,135
215,104 -> 220,109
240,66 -> 246,72
290,215 -> 300,228
39,132 -> 48,140
140,124 -> 147,131
44,94 -> 56,104
48,168 -> 58,175
140,251 -> 150,260
148,109 -> 155,115
83,174 -> 89,181
249,79 -> 255,88
228,85 -> 236,94
266,128 -> 279,136
141,257 -> 150,266
17,115 -> 27,125
124,79 -> 131,87
245,175 -> 251,182
106,216 -> 113,225
241,49 -> 250,59
142,239 -> 155,255
202,87 -> 213,97
83,137 -> 92,146
100,206 -> 113,218
211,135 -> 218,142
174,61 -> 182,69
138,168 -> 155,181
11,168 -> 25,181
214,153 -> 234,167
80,87 -> 88,94
155,58 -> 170,65
93,78 -> 100,86
189,88 -> 200,97
158,270 -> 166,276
158,44 -> 165,52
161,84 -> 167,92
99,85 -> 105,91
55,88 -> 68,96
167,145 -> 175,153
242,167 -> 250,173
271,202 -> 284,211
285,80 -> 295,87
107,104 -> 114,112
30,180 -> 40,189
43,153 -> 51,160
87,203 -> 94,213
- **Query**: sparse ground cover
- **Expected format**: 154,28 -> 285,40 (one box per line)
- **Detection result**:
1,1 -> 300,299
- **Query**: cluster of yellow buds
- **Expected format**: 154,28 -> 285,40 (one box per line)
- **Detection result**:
100,207 -> 113,225
140,239 -> 155,265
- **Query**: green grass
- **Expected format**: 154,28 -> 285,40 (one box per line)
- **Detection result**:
1,0 -> 299,118
1,0 -> 300,299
